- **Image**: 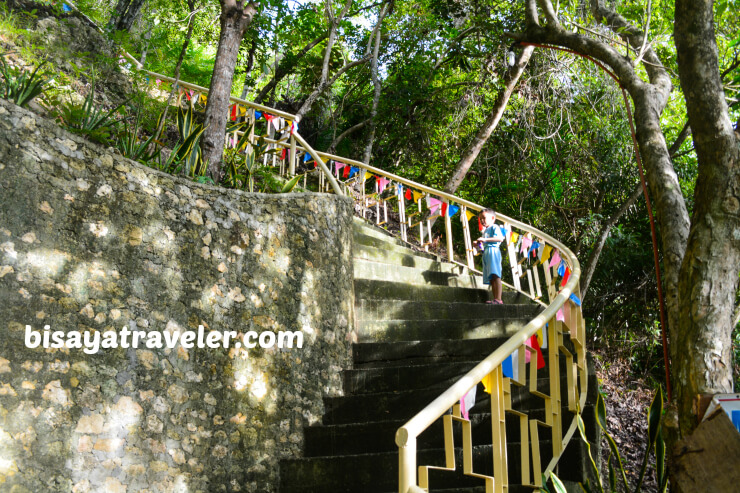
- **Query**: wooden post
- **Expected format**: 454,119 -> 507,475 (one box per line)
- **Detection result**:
289,133 -> 297,176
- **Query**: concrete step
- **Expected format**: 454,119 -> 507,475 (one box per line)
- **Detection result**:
304,408 -> 560,457
353,258 -> 484,289
357,299 -> 540,323
343,361 -> 478,395
356,317 -> 531,342
354,279 -> 530,305
352,337 -> 512,367
280,441 -> 555,492
323,376 -> 557,426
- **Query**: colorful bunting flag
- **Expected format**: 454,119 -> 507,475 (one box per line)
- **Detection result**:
280,148 -> 287,160
303,152 -> 311,163
428,197 -> 442,215
561,266 -> 571,285
465,209 -> 475,221
557,260 -> 566,277
365,171 -> 373,181
569,294 -> 582,306
549,249 -> 562,268
531,240 -> 541,258
540,245 -> 552,265
556,308 -> 565,322
378,177 -> 391,193
335,162 -> 346,174
537,324 -> 548,349
413,191 -> 424,202
525,335 -> 546,369
255,111 -> 262,120
510,231 -> 520,244
449,205 -> 460,217
342,166 -> 351,178
349,166 -> 359,178
460,386 -> 476,420
503,350 -> 522,381
520,236 -> 532,255
441,203 -> 448,217
405,188 -> 412,201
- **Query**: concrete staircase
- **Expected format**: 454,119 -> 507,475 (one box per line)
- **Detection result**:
279,218 -> 596,493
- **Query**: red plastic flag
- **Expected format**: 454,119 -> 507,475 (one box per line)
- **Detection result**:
343,166 -> 351,178
561,266 -> 571,286
441,203 -> 448,217
404,188 -> 412,201
526,335 -> 546,369
230,104 -> 238,121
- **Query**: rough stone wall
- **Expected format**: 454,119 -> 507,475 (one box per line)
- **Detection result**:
0,98 -> 355,492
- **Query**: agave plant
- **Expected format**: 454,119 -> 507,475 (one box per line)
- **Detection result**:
221,121 -> 279,192
116,99 -> 159,165
56,80 -> 126,145
0,56 -> 48,107
544,387 -> 667,493
176,105 -> 206,177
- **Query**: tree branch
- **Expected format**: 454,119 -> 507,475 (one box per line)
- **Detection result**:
581,183 -> 644,300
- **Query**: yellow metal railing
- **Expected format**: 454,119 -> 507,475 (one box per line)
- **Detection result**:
132,62 -> 586,493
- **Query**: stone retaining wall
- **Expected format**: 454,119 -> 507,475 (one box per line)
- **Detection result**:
0,98 -> 355,492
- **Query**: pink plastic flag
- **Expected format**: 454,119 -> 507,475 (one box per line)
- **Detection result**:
520,236 -> 532,255
556,308 -> 565,322
377,178 -> 391,193
460,386 -> 477,420
428,197 -> 442,215
335,162 -> 346,175
549,249 -> 562,268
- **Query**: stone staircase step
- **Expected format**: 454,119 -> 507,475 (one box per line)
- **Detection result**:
353,258 -> 484,289
304,408 -> 559,457
352,338 -> 512,367
356,317 -> 529,343
343,361 -> 478,394
279,442 -> 555,492
353,239 -> 455,271
322,377 -> 557,426
354,279 -> 529,305
357,299 -> 540,322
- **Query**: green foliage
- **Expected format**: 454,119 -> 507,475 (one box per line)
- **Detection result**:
55,81 -> 125,145
175,104 -> 207,177
0,56 -> 48,107
115,99 -> 160,165
547,388 -> 668,493
221,121 -> 279,192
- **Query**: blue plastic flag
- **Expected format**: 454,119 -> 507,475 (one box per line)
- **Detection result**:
502,355 -> 513,379
449,205 -> 460,217
303,152 -> 311,163
255,111 -> 262,120
63,3 -> 72,12
557,260 -> 566,277
349,166 -> 359,178
569,294 -> 581,306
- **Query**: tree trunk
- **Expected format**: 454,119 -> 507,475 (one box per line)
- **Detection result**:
154,0 -> 197,142
201,0 -> 258,182
108,0 -> 147,32
673,0 -> 740,436
361,3 -> 390,164
443,45 -> 534,193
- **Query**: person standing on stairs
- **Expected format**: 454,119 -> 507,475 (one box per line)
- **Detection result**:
477,209 -> 505,305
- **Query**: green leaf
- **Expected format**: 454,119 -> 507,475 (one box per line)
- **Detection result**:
550,472 -> 568,493
656,426 -> 667,492
280,174 -> 302,193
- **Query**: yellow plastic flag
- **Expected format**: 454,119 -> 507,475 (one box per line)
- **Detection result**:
540,245 -> 553,265
412,191 -> 424,202
510,231 -> 519,244
465,209 -> 475,221
481,373 -> 493,394
200,94 -> 207,105
364,171 -> 372,180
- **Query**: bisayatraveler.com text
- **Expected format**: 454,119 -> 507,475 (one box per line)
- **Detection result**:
25,324 -> 304,354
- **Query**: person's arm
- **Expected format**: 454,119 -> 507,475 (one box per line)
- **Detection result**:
478,226 -> 504,243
